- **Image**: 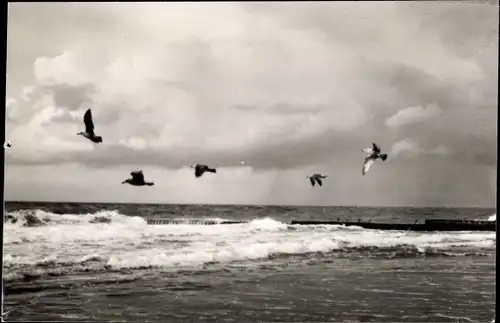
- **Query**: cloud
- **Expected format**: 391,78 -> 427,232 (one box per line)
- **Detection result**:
4,2 -> 497,206
243,2 -> 492,81
390,138 -> 424,158
385,103 -> 443,128
391,139 -> 454,159
47,83 -> 98,111
428,145 -> 451,156
6,22 -> 370,170
6,97 -> 17,107
6,97 -> 18,122
233,102 -> 326,116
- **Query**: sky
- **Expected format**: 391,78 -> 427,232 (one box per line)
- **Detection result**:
4,1 -> 498,207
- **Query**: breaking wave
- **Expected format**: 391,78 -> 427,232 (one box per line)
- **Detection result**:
3,209 -> 496,283
4,209 -> 147,227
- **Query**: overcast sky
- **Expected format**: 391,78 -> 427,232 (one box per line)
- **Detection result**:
5,1 -> 498,207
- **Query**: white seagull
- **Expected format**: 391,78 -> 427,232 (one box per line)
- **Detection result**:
361,142 -> 388,176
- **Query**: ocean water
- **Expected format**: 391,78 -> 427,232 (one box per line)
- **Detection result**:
2,202 -> 496,322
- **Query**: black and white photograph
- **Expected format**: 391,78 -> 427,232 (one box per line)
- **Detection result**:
2,1 -> 497,322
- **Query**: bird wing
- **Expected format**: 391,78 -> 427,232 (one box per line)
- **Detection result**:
309,177 -> 316,186
83,109 -> 95,135
131,170 -> 145,182
372,142 -> 380,153
362,157 -> 375,176
316,178 -> 323,186
362,148 -> 374,154
195,165 -> 205,177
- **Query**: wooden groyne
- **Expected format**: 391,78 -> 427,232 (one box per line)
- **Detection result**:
146,219 -> 246,225
289,219 -> 496,232
146,218 -> 496,232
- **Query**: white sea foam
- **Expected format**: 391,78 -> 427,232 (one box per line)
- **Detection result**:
3,210 -> 496,273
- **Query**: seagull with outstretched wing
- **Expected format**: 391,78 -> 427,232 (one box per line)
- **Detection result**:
307,173 -> 328,187
122,170 -> 154,186
361,142 -> 388,176
191,164 -> 217,178
77,109 -> 103,143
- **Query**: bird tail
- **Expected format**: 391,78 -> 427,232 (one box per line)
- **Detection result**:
207,168 -> 217,173
380,154 -> 388,161
146,182 -> 155,186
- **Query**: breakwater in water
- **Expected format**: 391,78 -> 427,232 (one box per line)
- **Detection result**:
146,218 -> 496,232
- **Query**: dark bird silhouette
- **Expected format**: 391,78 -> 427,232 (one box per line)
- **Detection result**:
191,164 -> 217,178
77,109 -> 103,143
361,142 -> 388,175
122,170 -> 154,186
306,173 -> 327,187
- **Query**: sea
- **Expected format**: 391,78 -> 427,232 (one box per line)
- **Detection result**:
2,201 -> 497,322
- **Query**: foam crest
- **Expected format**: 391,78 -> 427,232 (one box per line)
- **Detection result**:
105,229 -> 494,270
4,209 -> 145,228
3,210 -> 146,247
246,217 -> 288,231
104,224 -> 494,269
3,212 -> 495,281
106,237 -> 342,269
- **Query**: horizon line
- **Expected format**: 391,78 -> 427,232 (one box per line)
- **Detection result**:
3,200 -> 496,210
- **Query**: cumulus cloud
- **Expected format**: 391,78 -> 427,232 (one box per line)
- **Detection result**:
6,11 -> 371,170
385,103 -> 443,128
391,138 -> 424,158
21,86 -> 37,101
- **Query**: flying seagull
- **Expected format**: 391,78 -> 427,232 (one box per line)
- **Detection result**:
77,109 -> 103,143
190,164 -> 217,178
4,140 -> 12,149
307,173 -> 328,187
361,142 -> 388,176
122,170 -> 154,186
